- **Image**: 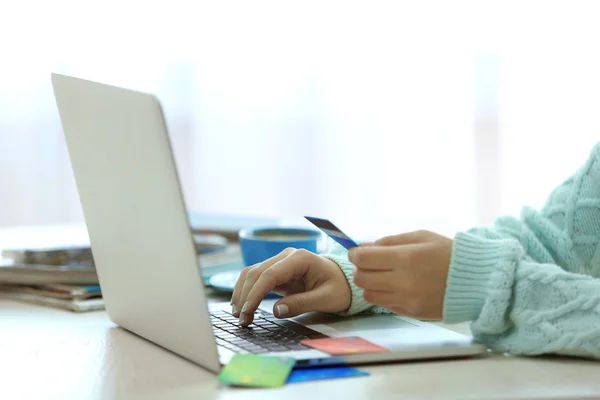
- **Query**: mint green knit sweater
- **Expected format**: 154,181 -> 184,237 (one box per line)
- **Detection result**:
325,143 -> 600,359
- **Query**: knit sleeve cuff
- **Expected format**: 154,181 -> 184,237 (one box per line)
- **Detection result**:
322,245 -> 374,316
443,231 -> 521,324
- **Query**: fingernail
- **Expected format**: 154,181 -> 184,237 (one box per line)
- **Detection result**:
275,304 -> 289,317
241,301 -> 249,314
232,304 -> 238,315
238,314 -> 245,325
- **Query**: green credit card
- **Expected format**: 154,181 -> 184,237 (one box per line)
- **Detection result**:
218,354 -> 295,388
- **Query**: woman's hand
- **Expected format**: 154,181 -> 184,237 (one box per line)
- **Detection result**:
349,230 -> 453,320
231,248 -> 352,326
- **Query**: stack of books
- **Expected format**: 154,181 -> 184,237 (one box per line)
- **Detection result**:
0,226 -> 102,312
0,281 -> 104,312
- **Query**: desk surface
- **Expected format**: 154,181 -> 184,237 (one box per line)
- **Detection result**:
2,297 -> 600,400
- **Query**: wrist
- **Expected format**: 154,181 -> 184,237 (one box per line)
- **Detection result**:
443,232 -> 522,323
322,251 -> 374,316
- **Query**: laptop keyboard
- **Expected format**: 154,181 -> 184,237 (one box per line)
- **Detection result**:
211,310 -> 328,354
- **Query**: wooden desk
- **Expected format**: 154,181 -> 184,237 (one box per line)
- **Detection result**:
2,297 -> 600,400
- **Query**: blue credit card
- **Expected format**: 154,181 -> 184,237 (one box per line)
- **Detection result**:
287,366 -> 369,383
304,216 -> 359,250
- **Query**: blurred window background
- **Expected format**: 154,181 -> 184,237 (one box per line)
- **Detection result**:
1,1 -> 599,239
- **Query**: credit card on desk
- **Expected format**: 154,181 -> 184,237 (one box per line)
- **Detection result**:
304,217 -> 358,250
287,366 -> 369,384
218,354 -> 294,388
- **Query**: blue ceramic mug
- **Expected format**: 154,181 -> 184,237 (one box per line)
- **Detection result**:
238,227 -> 322,266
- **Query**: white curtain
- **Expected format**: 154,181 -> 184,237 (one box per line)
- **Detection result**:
496,3 -> 600,219
1,1 -> 599,241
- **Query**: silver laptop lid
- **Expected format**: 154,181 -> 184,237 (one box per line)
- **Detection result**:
51,73 -> 220,373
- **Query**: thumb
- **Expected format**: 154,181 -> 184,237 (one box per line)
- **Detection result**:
375,230 -> 430,246
358,240 -> 375,247
273,288 -> 329,318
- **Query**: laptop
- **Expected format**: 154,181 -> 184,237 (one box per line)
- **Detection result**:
50,73 -> 485,373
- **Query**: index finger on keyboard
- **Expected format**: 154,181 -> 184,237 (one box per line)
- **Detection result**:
242,252 -> 310,321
